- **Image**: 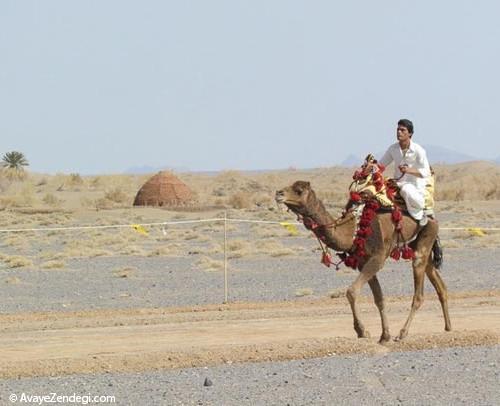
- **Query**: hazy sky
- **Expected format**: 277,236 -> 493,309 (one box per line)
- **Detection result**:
1,1 -> 499,174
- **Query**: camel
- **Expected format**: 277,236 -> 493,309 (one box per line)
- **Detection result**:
275,180 -> 451,343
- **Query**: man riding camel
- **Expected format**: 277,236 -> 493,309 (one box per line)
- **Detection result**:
379,119 -> 431,227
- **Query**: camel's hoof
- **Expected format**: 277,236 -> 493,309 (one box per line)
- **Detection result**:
379,334 -> 391,345
357,330 -> 371,339
395,330 -> 408,341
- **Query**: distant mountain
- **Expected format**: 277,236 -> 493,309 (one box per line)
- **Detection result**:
124,165 -> 190,174
423,145 -> 477,165
341,154 -> 363,167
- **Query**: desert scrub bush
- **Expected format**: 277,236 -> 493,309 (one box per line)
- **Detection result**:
104,187 -> 130,204
295,288 -> 313,297
0,183 -> 37,207
112,267 -> 137,278
118,245 -> 147,256
255,239 -> 296,257
329,288 -> 346,299
39,251 -> 66,261
226,239 -> 252,258
89,176 -> 102,190
1,255 -> 33,268
228,192 -> 253,209
79,197 -> 95,209
41,260 -> 66,269
67,173 -> 84,189
4,276 -> 22,284
42,193 -> 64,207
196,256 -> 224,271
182,231 -> 199,241
63,246 -> 111,258
149,244 -> 183,256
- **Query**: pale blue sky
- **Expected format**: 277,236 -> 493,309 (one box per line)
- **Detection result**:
1,1 -> 499,174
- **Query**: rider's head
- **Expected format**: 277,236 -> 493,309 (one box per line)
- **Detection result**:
397,119 -> 414,137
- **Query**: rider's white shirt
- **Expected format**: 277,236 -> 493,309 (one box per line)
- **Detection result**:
379,141 -> 431,192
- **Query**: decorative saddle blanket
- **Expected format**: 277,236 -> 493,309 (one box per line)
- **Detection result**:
348,154 -> 435,215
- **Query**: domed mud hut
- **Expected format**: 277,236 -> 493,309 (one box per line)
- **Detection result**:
133,171 -> 193,207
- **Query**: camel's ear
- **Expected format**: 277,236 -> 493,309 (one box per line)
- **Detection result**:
305,181 -> 311,189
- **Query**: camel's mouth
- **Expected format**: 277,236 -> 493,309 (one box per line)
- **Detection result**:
275,190 -> 301,209
275,190 -> 286,204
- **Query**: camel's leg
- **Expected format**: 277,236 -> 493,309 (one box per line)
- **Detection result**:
346,257 -> 383,339
425,261 -> 452,332
368,276 -> 391,344
397,254 -> 427,340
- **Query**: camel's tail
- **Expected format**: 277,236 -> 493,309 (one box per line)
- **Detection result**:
432,236 -> 443,269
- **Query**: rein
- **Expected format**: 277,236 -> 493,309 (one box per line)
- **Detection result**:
294,211 -> 354,270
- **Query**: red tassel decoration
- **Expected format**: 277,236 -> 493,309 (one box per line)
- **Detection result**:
401,246 -> 415,260
390,247 -> 401,260
321,252 -> 332,267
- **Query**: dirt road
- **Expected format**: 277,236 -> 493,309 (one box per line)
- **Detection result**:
1,291 -> 498,379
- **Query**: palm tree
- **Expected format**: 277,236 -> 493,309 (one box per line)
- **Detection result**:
1,151 -> 29,180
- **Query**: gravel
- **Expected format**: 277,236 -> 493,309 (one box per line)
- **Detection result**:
1,345 -> 498,405
0,244 -> 498,313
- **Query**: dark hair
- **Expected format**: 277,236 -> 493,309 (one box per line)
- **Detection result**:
398,119 -> 414,134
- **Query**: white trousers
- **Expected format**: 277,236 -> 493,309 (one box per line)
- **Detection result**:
399,183 -> 425,220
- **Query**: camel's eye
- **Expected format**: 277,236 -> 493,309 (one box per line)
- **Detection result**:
296,189 -> 303,196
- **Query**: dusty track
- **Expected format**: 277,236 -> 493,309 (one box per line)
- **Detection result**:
1,291 -> 498,379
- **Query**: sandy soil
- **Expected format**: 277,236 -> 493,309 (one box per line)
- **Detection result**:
1,290 -> 498,379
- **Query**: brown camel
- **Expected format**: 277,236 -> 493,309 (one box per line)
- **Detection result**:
275,180 -> 451,343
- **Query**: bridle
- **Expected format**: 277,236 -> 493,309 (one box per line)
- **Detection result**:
293,210 -> 356,269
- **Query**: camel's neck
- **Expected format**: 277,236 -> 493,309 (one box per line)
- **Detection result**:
299,196 -> 356,252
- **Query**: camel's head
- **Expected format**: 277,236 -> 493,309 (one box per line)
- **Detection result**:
275,181 -> 315,214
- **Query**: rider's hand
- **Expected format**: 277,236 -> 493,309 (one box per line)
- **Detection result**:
398,164 -> 408,174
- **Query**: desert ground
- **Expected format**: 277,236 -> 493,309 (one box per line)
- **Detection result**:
0,162 -> 499,405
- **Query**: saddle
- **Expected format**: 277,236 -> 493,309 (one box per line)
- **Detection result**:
348,154 -> 435,216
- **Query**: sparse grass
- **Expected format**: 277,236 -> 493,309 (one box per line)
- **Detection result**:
63,247 -> 112,258
228,192 -> 253,209
149,244 -> 183,256
196,256 -> 224,271
295,288 -> 313,297
39,251 -> 66,261
329,288 -> 346,298
112,267 -> 137,278
4,276 -> 21,284
118,246 -> 147,256
41,260 -> 66,269
1,255 -> 33,268
255,239 -> 297,257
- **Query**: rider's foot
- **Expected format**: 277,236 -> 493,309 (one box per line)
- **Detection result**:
419,216 -> 428,227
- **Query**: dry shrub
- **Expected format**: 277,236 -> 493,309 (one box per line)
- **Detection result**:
228,192 -> 252,209
182,231 -> 199,241
67,173 -> 84,188
255,239 -> 296,257
63,247 -> 111,258
149,244 -> 183,256
39,251 -> 66,261
0,184 -> 37,208
1,255 -> 33,268
196,256 -> 224,271
118,246 -> 146,256
4,276 -> 22,284
104,187 -> 130,204
329,288 -> 346,298
2,234 -> 27,247
227,239 -> 252,258
41,260 -> 66,269
112,267 -> 137,278
295,288 -> 313,297
42,193 -> 64,207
